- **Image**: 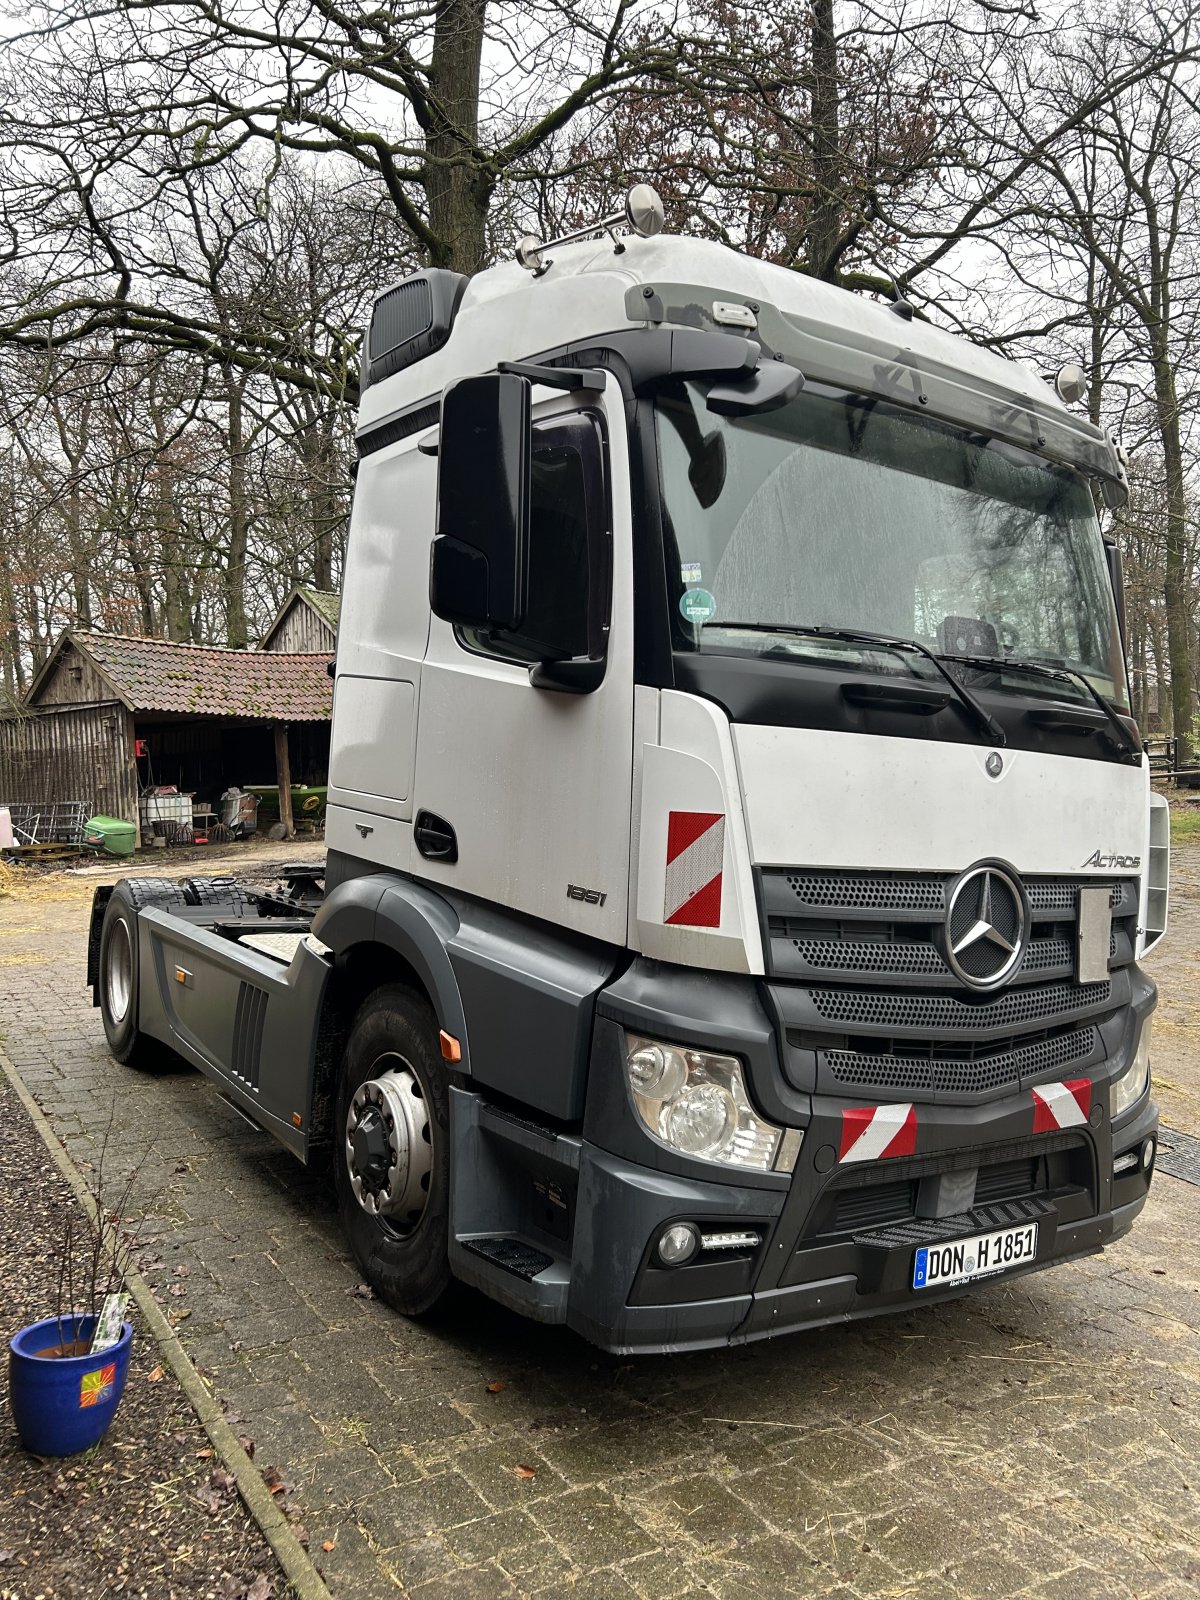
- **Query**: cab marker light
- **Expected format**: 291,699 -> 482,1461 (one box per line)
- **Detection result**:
1113,1150 -> 1139,1175
439,1030 -> 462,1063
174,966 -> 192,986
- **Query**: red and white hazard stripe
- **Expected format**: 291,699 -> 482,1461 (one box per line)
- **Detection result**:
664,811 -> 725,928
1032,1078 -> 1091,1133
839,1103 -> 917,1164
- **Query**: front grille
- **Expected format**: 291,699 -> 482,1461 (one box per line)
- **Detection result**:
762,869 -> 1136,991
823,1026 -> 1098,1101
779,871 -> 945,913
810,978 -> 1111,1034
763,866 -> 1138,1104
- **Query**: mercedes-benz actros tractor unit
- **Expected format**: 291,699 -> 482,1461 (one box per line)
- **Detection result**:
88,187 -> 1168,1353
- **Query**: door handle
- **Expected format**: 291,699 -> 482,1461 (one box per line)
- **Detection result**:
414,811 -> 458,864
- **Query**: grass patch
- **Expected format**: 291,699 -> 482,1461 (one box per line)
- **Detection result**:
1169,807 -> 1200,844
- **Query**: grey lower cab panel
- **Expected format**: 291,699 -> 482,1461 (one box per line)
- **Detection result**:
136,907 -> 333,1158
319,854 -> 624,1122
442,896 -> 621,1122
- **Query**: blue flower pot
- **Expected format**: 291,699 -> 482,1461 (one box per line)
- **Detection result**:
8,1315 -> 133,1456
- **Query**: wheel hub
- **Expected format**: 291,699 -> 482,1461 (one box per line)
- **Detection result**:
104,919 -> 132,1022
345,1062 -> 432,1227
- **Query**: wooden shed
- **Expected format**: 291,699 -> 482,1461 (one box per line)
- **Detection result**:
259,588 -> 340,654
0,629 -> 333,835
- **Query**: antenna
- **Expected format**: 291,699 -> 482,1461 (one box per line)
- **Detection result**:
515,185 -> 666,277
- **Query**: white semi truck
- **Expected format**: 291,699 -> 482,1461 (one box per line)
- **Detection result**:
88,188 -> 1168,1352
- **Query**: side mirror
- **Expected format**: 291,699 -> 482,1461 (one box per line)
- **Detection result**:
430,373 -> 531,629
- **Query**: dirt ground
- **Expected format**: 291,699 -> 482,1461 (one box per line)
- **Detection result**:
0,1072 -> 289,1600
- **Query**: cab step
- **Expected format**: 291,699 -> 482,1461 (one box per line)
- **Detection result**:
452,1232 -> 570,1323
462,1236 -> 554,1281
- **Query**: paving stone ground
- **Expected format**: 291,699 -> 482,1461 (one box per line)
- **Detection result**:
1,843 -> 1198,1600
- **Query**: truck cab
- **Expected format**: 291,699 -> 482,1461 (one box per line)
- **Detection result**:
90,192 -> 1167,1352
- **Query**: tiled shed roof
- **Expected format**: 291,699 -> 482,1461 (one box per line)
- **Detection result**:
60,631 -> 332,721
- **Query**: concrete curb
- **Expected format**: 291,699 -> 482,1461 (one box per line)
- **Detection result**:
0,1044 -> 334,1600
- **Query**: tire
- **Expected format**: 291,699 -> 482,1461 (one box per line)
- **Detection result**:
335,984 -> 453,1317
97,879 -> 183,1069
181,876 -> 251,915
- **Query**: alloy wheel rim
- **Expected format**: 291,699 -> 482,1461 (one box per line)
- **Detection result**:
344,1052 -> 434,1233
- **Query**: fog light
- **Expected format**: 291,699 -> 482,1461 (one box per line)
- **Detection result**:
1142,1137 -> 1156,1171
657,1223 -> 701,1267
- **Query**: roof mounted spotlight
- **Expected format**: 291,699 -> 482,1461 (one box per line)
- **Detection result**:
515,184 -> 666,278
1055,363 -> 1088,405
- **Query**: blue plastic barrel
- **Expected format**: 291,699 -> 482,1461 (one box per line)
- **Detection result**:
8,1315 -> 133,1455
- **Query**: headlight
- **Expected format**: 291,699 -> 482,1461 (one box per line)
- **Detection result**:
624,1033 -> 800,1172
1111,1021 -> 1151,1120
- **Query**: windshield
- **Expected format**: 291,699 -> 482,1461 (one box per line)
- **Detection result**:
656,381 -> 1128,707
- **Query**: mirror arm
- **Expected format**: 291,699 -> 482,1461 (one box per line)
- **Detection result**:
498,361 -> 606,393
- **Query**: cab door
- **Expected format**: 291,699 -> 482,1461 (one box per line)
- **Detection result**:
412,374 -> 634,943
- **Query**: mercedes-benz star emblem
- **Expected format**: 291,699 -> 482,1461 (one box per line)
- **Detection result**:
944,863 -> 1028,990
985,751 -> 1004,778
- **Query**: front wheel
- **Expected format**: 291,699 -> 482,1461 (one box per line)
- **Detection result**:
334,985 -> 453,1316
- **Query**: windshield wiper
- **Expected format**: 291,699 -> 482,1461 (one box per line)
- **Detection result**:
939,652 -> 1142,763
706,622 -> 1006,745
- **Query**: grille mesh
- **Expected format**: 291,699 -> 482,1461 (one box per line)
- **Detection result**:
824,1025 -> 1096,1098
783,872 -> 945,911
811,980 -> 1111,1032
783,931 -> 1096,982
769,868 -> 1134,920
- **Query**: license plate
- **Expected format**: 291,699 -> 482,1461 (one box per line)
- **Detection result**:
912,1221 -> 1039,1291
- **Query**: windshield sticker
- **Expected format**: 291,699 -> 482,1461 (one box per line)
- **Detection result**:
680,587 -> 717,625
681,562 -> 702,584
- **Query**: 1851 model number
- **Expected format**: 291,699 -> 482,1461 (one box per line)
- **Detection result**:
567,883 -> 607,907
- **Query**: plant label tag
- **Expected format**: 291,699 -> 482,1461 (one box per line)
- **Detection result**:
91,1293 -> 129,1353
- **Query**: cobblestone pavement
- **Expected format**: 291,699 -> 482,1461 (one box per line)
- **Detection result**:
1,846 -> 1198,1600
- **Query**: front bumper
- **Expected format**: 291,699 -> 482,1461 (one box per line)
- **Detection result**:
564,1092 -> 1157,1352
449,961 -> 1159,1354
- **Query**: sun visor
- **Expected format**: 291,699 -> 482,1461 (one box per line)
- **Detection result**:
624,282 -> 1126,494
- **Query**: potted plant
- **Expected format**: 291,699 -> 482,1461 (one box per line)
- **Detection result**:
8,1126 -> 147,1456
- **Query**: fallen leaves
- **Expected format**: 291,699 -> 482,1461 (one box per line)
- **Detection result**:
486,1380 -> 507,1394
245,1576 -> 273,1600
348,1283 -> 375,1299
146,1366 -> 165,1384
512,1464 -> 537,1481
321,1540 -> 336,1553
260,1467 -> 287,1497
